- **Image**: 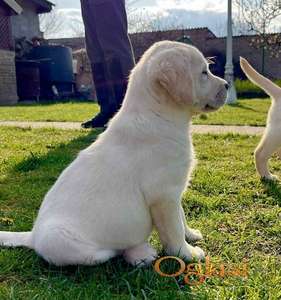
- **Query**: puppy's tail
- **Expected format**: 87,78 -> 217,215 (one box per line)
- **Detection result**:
0,231 -> 33,248
240,57 -> 281,99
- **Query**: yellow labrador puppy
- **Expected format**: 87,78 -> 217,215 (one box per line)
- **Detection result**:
240,57 -> 281,180
0,41 -> 228,266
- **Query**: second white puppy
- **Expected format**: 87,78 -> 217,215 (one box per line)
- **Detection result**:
0,41 -> 228,266
240,57 -> 281,180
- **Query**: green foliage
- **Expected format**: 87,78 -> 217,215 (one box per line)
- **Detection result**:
235,79 -> 281,98
0,127 -> 280,299
193,99 -> 270,126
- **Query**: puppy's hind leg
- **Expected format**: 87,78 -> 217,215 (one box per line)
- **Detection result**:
123,242 -> 157,266
255,130 -> 281,180
33,224 -> 118,266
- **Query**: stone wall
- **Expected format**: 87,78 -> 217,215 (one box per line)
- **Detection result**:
0,50 -> 18,105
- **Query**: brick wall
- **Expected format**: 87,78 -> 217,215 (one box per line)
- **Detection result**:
48,28 -> 281,80
48,28 -> 215,59
204,36 -> 280,79
0,2 -> 13,50
129,28 -> 215,60
0,50 -> 18,105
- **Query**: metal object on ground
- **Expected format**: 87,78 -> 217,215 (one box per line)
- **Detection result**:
27,45 -> 75,99
225,0 -> 237,103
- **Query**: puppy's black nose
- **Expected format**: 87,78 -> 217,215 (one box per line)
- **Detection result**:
225,83 -> 229,90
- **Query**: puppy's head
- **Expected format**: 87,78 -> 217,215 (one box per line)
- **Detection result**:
146,41 -> 228,114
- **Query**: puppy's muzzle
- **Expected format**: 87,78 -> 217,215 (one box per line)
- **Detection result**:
203,86 -> 227,112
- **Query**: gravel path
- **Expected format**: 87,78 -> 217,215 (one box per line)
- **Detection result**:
0,121 -> 265,135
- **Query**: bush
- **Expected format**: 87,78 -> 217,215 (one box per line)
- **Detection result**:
235,79 -> 281,98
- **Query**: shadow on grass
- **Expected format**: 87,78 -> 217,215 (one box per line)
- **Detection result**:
13,130 -> 98,173
0,128 -> 103,214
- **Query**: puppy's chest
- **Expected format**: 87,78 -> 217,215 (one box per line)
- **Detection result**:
142,141 -> 193,203
150,139 -> 193,174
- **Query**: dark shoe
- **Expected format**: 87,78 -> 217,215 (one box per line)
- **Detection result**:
81,119 -> 95,129
81,113 -> 109,129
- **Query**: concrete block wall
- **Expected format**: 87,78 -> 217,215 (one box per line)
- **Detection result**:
0,50 -> 18,105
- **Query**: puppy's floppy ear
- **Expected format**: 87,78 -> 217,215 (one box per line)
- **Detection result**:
147,48 -> 193,105
156,61 -> 178,92
147,51 -> 178,93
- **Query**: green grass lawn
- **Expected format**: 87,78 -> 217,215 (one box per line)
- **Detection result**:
193,99 -> 270,126
0,99 -> 271,126
0,127 -> 280,299
0,101 -> 99,123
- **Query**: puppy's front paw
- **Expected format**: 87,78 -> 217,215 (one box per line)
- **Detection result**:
262,174 -> 279,181
191,246 -> 205,261
168,243 -> 205,262
185,228 -> 203,242
123,243 -> 157,266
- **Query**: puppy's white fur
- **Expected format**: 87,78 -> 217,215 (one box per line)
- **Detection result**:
240,57 -> 281,180
0,41 -> 227,266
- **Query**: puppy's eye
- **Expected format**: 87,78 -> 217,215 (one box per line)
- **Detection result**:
202,70 -> 208,80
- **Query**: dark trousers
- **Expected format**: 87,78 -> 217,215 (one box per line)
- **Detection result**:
80,0 -> 135,121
